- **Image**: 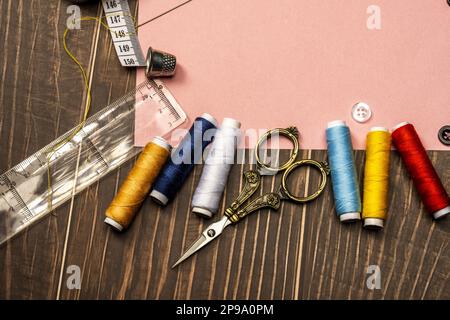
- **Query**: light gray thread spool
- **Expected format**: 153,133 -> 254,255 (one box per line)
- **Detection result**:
192,118 -> 241,218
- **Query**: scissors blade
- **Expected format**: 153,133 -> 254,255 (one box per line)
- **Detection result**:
172,216 -> 231,268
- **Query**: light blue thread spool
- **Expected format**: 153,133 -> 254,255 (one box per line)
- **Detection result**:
326,120 -> 361,222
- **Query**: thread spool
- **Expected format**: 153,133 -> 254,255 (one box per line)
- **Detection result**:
392,122 -> 450,220
362,127 -> 391,229
192,118 -> 241,218
104,136 -> 172,231
326,120 -> 361,222
150,113 -> 218,205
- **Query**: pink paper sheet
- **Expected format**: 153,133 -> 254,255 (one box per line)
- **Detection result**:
137,0 -> 450,150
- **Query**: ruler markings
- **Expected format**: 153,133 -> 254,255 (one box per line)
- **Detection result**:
0,79 -> 186,245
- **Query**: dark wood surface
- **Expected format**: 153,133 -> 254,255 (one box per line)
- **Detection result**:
0,0 -> 448,300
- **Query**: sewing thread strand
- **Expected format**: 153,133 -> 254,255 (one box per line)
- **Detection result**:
48,13 -> 144,211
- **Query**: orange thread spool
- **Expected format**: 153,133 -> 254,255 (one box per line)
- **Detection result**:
104,136 -> 172,231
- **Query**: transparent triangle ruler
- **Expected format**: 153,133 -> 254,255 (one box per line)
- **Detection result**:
0,79 -> 186,245
102,0 -> 146,67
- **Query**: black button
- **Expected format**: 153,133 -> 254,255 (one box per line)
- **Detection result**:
438,125 -> 450,146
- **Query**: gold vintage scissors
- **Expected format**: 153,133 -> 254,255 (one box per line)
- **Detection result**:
172,127 -> 330,268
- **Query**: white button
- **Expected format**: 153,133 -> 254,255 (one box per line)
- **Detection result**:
351,102 -> 372,123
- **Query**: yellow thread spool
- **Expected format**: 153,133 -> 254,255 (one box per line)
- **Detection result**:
362,127 -> 391,229
104,137 -> 172,231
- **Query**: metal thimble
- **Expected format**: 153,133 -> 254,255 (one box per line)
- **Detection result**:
145,47 -> 177,78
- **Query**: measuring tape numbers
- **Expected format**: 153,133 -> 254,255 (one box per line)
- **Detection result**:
102,0 -> 146,67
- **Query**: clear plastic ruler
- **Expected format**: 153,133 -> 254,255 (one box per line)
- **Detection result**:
102,0 -> 146,67
0,80 -> 186,245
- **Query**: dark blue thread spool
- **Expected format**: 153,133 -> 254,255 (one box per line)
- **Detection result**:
150,113 -> 217,205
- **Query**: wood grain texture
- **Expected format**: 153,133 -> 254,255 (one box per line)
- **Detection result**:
300,150 -> 450,300
0,0 -> 104,299
0,0 -> 449,300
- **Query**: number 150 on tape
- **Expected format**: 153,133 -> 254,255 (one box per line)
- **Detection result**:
102,0 -> 146,67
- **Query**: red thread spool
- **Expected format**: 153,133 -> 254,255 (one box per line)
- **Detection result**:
392,122 -> 450,219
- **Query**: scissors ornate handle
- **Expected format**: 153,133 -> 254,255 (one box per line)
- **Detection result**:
172,127 -> 330,268
225,170 -> 261,222
225,159 -> 329,223
255,126 -> 300,174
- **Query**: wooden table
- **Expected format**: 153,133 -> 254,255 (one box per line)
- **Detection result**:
0,0 -> 448,299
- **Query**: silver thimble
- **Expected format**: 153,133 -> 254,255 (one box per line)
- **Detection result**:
145,47 -> 177,78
